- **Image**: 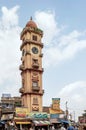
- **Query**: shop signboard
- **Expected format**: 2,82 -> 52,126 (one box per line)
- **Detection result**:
50,114 -> 59,119
29,112 -> 49,119
52,98 -> 60,110
15,107 -> 29,118
79,116 -> 86,123
52,98 -> 60,103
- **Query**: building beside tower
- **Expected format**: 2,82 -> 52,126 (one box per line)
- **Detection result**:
19,17 -> 44,113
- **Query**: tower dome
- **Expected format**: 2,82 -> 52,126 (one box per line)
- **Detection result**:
26,17 -> 37,28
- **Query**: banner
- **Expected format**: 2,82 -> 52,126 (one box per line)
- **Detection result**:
52,98 -> 60,110
15,107 -> 29,118
29,112 -> 49,119
50,114 -> 59,118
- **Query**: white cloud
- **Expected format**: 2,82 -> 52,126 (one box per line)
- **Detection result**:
57,81 -> 86,121
0,6 -> 21,98
0,6 -> 19,29
35,11 -> 86,68
0,7 -> 86,121
34,11 -> 86,120
35,11 -> 62,45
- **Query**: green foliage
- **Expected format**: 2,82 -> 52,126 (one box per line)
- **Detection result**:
34,28 -> 43,33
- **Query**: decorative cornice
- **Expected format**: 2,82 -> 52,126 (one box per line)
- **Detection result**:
20,39 -> 43,50
20,68 -> 44,74
21,90 -> 44,96
20,27 -> 43,39
39,53 -> 43,57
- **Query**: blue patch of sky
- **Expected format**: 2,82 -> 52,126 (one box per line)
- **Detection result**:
0,0 -> 86,31
43,48 -> 86,94
0,0 -> 86,92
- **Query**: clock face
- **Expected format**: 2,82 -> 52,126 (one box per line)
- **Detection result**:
32,47 -> 38,54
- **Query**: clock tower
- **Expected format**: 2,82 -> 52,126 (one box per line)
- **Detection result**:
19,17 -> 44,112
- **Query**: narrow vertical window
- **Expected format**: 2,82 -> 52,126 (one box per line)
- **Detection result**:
32,81 -> 38,87
33,97 -> 38,105
32,35 -> 37,41
22,49 -> 25,56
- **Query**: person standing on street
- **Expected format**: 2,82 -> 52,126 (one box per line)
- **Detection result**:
67,125 -> 75,130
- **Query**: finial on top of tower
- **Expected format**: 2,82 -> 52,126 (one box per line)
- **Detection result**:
26,16 -> 37,28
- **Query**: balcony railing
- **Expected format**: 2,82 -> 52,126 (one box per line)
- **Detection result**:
19,64 -> 25,71
32,86 -> 40,91
19,87 -> 24,93
32,63 -> 39,68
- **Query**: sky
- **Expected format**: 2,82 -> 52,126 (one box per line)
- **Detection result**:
0,0 -> 86,121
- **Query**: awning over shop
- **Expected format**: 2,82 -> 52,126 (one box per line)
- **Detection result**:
50,119 -> 60,124
16,122 -> 31,124
0,120 -> 5,127
14,117 -> 31,125
33,120 -> 51,126
61,120 -> 69,124
44,121 -> 51,124
0,120 -> 5,125
1,114 -> 13,120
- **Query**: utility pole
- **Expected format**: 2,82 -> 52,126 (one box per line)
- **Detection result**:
74,111 -> 75,122
65,101 -> 68,120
